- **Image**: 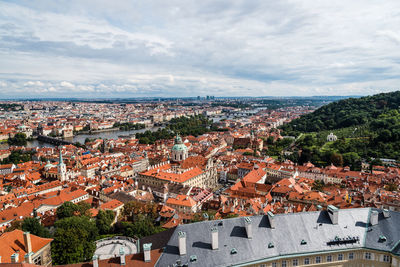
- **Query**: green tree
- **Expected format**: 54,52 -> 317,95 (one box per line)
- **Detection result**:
370,158 -> 383,166
1,150 -> 35,164
266,136 -> 275,145
5,220 -> 23,232
22,217 -> 51,238
330,152 -> 344,166
113,214 -> 163,238
56,202 -> 79,219
8,133 -> 27,146
96,210 -> 115,235
52,216 -> 98,265
76,202 -> 91,217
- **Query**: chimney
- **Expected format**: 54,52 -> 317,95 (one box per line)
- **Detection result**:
24,252 -> 33,264
92,255 -> 99,267
24,232 -> 32,254
119,247 -> 125,266
267,211 -> 275,229
244,217 -> 252,239
370,210 -> 379,226
143,243 -> 152,262
327,205 -> 339,225
211,227 -> 218,250
383,209 -> 390,218
178,231 -> 187,255
11,253 -> 19,263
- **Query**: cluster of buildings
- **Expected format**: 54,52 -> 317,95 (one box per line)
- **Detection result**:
0,101 -> 225,140
0,100 -> 399,266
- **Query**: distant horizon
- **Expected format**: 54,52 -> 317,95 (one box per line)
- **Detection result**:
0,94 -> 367,101
1,1 -> 400,98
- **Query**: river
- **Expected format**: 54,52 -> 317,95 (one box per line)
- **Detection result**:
0,127 -> 161,149
1,110 -> 261,150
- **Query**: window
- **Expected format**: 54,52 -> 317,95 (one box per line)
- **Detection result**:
383,255 -> 390,262
281,260 -> 287,267
315,256 -> 321,263
292,259 -> 298,266
271,263 -> 276,267
33,255 -> 42,265
327,255 -> 332,262
348,252 -> 354,260
338,253 -> 343,261
260,264 -> 266,267
304,258 -> 310,265
365,252 -> 371,260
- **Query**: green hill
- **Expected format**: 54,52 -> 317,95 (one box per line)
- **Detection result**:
280,91 -> 400,165
281,91 -> 400,134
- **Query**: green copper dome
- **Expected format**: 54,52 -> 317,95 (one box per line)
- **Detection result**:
172,143 -> 187,151
172,134 -> 187,151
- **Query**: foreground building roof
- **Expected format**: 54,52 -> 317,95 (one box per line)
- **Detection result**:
0,230 -> 53,263
155,207 -> 400,266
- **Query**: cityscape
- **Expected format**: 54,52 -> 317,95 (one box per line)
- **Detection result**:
1,1 -> 400,267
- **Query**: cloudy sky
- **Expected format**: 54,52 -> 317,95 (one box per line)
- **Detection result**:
0,0 -> 400,98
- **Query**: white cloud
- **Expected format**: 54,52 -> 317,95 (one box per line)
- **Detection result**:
60,81 -> 75,89
23,81 -> 45,87
77,85 -> 94,92
0,0 -> 400,97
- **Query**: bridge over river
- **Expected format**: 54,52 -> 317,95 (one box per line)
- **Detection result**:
37,135 -> 75,146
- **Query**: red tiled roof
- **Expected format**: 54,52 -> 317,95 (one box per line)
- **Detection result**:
0,230 -> 53,263
100,199 -> 123,210
166,194 -> 196,207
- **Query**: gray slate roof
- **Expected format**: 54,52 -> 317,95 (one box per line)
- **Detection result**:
365,209 -> 400,255
155,208 -> 400,267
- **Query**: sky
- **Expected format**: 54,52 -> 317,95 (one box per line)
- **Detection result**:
0,0 -> 400,98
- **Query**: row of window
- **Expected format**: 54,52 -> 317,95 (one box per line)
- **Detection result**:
269,253 -> 349,267
261,252 -> 391,267
364,252 -> 390,262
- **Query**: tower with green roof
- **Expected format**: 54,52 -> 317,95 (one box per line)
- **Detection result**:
171,134 -> 188,162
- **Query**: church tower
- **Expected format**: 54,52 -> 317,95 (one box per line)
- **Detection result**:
171,134 -> 188,162
57,147 -> 67,181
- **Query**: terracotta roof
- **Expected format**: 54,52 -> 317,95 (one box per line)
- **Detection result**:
100,199 -> 124,210
180,156 -> 208,169
0,164 -> 14,170
166,194 -> 196,207
0,230 -> 53,263
141,165 -> 203,183
243,169 -> 266,183
0,202 -> 35,225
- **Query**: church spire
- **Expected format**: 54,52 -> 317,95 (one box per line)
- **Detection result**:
59,146 -> 63,165
58,146 -> 67,181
